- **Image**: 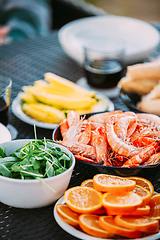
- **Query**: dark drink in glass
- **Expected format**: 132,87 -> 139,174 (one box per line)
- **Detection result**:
85,59 -> 126,89
84,35 -> 125,91
0,97 -> 9,126
0,75 -> 12,126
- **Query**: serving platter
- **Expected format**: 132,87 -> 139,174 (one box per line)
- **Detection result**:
58,15 -> 160,66
54,196 -> 160,240
11,95 -> 114,129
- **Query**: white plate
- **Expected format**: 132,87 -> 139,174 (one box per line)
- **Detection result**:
58,15 -> 160,65
54,196 -> 160,240
11,96 -> 58,129
0,123 -> 11,144
11,95 -> 114,129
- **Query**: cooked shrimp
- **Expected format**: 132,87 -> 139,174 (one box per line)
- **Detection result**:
132,136 -> 155,148
106,116 -> 140,157
78,123 -> 91,145
63,119 -> 84,142
136,113 -> 160,130
60,119 -> 69,138
91,126 -> 110,165
123,140 -> 160,167
67,110 -> 80,127
58,141 -> 96,160
114,116 -> 137,140
74,154 -> 95,163
87,110 -> 123,123
87,122 -> 105,130
143,152 -> 160,166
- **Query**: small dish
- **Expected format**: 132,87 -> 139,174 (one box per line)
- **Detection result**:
54,196 -> 160,240
52,112 -> 160,177
0,123 -> 11,143
12,94 -> 114,129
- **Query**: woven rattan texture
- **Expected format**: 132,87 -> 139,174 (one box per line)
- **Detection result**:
0,27 -> 160,239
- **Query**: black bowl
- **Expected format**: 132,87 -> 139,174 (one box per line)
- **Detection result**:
53,112 -> 160,178
119,88 -> 145,113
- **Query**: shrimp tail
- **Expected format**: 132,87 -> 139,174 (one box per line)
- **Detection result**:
123,140 -> 160,167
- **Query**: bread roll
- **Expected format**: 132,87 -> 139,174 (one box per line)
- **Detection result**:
128,61 -> 160,80
138,99 -> 160,115
118,76 -> 158,95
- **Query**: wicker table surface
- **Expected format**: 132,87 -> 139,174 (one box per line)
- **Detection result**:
0,26 -> 160,240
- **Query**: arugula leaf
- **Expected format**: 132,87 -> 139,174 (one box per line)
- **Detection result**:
0,164 -> 12,177
45,161 -> 54,178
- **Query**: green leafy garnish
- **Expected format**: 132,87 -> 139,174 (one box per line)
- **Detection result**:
0,139 -> 72,180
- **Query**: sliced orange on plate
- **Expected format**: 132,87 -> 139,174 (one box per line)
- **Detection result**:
99,215 -> 143,238
78,214 -> 113,238
126,176 -> 154,196
102,191 -> 142,215
64,186 -> 102,214
56,204 -> 79,227
80,179 -> 93,188
132,184 -> 152,206
93,174 -> 136,193
115,215 -> 159,233
106,205 -> 150,216
148,193 -> 160,220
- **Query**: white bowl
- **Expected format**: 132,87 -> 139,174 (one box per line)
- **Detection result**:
58,15 -> 160,65
0,139 -> 75,208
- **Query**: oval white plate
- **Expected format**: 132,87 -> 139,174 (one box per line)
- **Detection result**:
54,196 -> 160,240
0,123 -> 11,144
58,15 -> 160,66
11,95 -> 114,129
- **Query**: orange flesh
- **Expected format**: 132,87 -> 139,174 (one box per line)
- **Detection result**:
115,215 -> 159,233
64,187 -> 102,213
102,192 -> 142,214
93,174 -> 136,193
79,214 -> 112,238
99,216 -> 143,238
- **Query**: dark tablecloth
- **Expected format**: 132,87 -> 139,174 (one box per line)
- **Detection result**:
0,28 -> 160,240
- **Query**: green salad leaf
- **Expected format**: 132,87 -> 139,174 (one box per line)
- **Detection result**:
0,139 -> 72,180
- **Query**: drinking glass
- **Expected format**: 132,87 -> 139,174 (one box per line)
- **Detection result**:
0,75 -> 12,126
84,36 -> 126,90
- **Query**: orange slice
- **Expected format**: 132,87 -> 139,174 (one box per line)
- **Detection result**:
79,214 -> 113,238
132,185 -> 152,206
107,205 -> 150,216
93,174 -> 136,193
64,186 -> 102,214
115,215 -> 159,233
56,204 -> 79,227
99,215 -> 143,238
126,176 -> 154,196
102,191 -> 142,215
148,193 -> 160,220
81,179 -> 93,188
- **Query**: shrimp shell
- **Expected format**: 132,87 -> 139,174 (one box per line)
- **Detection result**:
57,140 -> 96,160
106,116 -> 140,157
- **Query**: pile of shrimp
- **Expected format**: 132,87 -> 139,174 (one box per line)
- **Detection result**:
57,110 -> 160,167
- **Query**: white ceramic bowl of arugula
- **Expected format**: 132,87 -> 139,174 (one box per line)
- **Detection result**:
0,139 -> 75,208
